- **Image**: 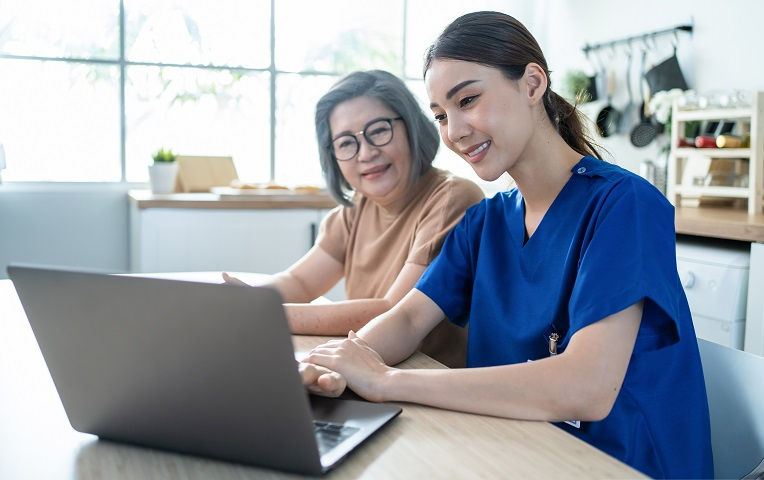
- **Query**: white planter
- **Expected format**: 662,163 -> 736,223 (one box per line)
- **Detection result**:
148,162 -> 177,194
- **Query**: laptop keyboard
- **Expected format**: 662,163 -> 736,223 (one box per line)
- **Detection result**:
313,421 -> 360,456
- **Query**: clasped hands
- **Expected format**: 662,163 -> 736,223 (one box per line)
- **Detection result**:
299,331 -> 393,403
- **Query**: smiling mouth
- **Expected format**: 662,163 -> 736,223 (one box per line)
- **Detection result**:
465,141 -> 490,157
361,164 -> 391,176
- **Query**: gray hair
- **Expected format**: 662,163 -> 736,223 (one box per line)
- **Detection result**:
315,70 -> 439,206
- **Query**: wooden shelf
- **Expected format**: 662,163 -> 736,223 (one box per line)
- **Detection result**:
667,91 -> 763,215
674,185 -> 750,198
673,147 -> 751,158
674,107 -> 752,122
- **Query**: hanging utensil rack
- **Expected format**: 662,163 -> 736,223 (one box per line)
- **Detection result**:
582,22 -> 693,55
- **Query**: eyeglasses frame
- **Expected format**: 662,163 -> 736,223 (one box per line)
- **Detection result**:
330,116 -> 403,161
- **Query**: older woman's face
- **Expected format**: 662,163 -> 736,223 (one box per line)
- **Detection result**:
329,96 -> 412,208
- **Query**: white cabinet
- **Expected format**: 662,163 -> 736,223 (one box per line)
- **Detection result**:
130,206 -> 325,274
667,91 -> 763,214
676,238 -> 750,350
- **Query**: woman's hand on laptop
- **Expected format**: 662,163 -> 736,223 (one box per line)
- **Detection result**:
299,361 -> 347,397
303,331 -> 392,403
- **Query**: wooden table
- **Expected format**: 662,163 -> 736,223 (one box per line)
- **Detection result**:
0,279 -> 643,479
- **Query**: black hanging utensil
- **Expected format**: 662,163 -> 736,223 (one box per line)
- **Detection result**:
630,48 -> 659,148
595,68 -> 621,137
644,46 -> 688,94
583,50 -> 599,102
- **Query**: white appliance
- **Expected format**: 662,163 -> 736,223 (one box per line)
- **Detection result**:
676,238 -> 750,349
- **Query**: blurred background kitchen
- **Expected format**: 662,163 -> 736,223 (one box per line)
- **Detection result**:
1,0 -> 763,354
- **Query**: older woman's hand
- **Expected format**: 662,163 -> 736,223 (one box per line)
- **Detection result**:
303,331 -> 394,403
299,361 -> 347,397
221,272 -> 250,286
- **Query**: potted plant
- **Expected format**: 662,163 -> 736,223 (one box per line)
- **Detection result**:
562,69 -> 597,104
148,147 -> 178,194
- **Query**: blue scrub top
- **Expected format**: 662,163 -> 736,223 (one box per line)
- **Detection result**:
416,156 -> 713,479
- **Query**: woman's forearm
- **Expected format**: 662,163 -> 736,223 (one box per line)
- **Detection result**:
266,271 -> 316,303
358,289 -> 448,366
264,246 -> 345,303
285,298 -> 393,336
381,303 -> 644,422
383,356 -> 606,422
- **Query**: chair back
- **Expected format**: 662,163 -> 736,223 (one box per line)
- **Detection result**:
698,339 -> 764,478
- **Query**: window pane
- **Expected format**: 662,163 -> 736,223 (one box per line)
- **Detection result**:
125,0 -> 270,68
125,66 -> 270,182
275,0 -> 403,74
0,59 -> 120,181
0,0 -> 119,59
274,74 -> 338,186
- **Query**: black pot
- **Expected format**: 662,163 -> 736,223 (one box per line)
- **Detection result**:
595,70 -> 620,137
596,105 -> 621,137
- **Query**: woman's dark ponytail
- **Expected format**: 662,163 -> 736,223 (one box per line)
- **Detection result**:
543,90 -> 602,159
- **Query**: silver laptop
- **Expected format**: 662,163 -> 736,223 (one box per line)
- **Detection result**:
8,264 -> 401,475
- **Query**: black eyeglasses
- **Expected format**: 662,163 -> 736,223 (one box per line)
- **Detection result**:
330,117 -> 403,161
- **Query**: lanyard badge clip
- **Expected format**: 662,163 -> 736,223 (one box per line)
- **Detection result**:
548,332 -> 559,356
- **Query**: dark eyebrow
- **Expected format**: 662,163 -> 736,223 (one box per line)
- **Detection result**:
429,80 -> 480,109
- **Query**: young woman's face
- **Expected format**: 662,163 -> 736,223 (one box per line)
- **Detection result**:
329,96 -> 413,207
425,59 -> 535,181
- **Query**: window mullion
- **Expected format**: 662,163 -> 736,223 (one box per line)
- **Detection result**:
269,0 -> 277,182
119,0 -> 126,182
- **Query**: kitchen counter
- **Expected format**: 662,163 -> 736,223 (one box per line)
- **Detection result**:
129,192 -> 764,240
675,207 -> 764,243
128,189 -> 337,210
130,191 -> 764,240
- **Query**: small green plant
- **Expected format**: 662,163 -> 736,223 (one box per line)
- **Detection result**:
562,69 -> 595,104
152,147 -> 177,163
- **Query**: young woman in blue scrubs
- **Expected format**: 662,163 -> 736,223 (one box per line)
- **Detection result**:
301,11 -> 713,479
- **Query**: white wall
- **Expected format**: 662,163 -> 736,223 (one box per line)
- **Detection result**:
538,0 -> 764,173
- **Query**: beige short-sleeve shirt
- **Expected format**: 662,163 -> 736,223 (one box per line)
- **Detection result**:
316,168 -> 484,367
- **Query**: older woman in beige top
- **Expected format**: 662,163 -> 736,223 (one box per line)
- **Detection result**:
225,70 -> 483,367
